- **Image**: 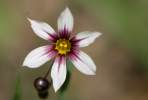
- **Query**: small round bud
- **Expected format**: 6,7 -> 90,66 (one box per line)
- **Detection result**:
34,77 -> 49,92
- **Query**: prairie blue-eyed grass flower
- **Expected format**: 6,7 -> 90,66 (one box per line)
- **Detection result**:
23,7 -> 102,92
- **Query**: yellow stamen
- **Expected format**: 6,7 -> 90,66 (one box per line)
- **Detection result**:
55,39 -> 71,55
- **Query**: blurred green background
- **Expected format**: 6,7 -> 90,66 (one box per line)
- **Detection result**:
0,0 -> 148,100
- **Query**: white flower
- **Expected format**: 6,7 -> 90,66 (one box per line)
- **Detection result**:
23,7 -> 102,92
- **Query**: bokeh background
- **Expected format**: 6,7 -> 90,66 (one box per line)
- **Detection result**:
0,0 -> 148,100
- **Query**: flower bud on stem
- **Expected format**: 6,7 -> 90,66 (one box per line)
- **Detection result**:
34,60 -> 54,99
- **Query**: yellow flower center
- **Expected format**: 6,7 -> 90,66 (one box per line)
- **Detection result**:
55,39 -> 71,55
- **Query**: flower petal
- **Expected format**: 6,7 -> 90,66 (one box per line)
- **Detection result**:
58,7 -> 73,33
51,56 -> 66,92
69,50 -> 96,75
75,31 -> 102,47
23,45 -> 56,68
28,18 -> 56,41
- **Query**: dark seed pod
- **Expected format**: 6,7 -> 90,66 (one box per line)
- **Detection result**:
34,77 -> 49,92
38,91 -> 49,99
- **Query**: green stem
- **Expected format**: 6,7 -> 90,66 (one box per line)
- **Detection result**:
58,60 -> 73,100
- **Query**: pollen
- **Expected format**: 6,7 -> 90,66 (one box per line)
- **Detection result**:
55,39 -> 71,55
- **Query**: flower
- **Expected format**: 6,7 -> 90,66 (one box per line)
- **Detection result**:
23,7 -> 102,92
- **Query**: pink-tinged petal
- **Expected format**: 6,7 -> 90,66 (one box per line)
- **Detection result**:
75,31 -> 102,47
69,50 -> 96,75
51,56 -> 66,92
28,18 -> 56,41
58,7 -> 73,34
23,45 -> 57,68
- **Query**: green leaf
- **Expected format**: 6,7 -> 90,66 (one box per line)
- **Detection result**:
12,76 -> 22,100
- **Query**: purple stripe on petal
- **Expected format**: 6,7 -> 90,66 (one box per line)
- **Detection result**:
69,50 -> 93,70
23,45 -> 55,68
67,37 -> 80,54
68,49 -> 79,61
70,36 -> 86,46
70,38 -> 80,47
55,56 -> 65,72
51,54 -> 66,92
48,33 -> 59,42
73,32 -> 101,47
69,50 -> 96,75
48,50 -> 58,58
44,45 -> 57,58
59,26 -> 70,39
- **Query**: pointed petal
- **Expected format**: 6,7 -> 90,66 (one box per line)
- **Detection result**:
58,7 -> 74,33
70,50 -> 96,75
28,18 -> 56,41
51,56 -> 66,92
75,31 -> 102,47
23,45 -> 57,68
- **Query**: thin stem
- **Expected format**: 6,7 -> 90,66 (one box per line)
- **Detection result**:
44,60 -> 54,79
